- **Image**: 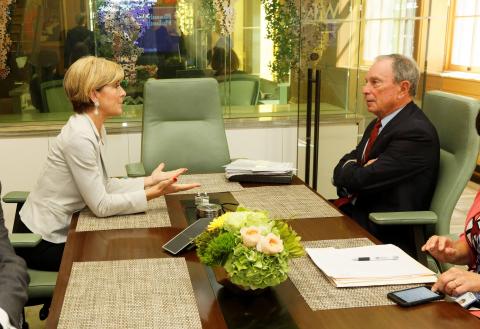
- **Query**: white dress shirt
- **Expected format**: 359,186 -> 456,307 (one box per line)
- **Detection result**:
20,114 -> 147,243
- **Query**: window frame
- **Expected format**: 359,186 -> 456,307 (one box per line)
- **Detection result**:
445,0 -> 480,73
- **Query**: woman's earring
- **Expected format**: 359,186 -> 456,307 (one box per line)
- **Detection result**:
94,101 -> 99,115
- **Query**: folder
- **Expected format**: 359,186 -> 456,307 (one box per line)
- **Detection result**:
306,244 -> 437,288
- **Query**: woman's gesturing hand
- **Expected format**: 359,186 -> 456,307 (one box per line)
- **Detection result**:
145,163 -> 188,187
146,176 -> 200,200
421,235 -> 458,263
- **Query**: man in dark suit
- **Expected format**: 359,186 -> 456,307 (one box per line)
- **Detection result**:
0,182 -> 29,329
333,54 -> 440,254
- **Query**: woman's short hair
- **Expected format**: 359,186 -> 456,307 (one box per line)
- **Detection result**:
63,56 -> 124,113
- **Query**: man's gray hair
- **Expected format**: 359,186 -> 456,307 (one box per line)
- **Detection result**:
375,54 -> 420,97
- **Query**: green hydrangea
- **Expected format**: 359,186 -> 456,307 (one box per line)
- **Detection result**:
194,206 -> 305,289
224,244 -> 290,289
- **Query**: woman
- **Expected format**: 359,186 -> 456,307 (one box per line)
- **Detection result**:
15,56 -> 199,271
422,111 -> 480,299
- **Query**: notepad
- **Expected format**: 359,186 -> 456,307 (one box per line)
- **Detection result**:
306,244 -> 437,287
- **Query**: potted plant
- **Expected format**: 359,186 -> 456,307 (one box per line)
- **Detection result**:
195,207 -> 305,291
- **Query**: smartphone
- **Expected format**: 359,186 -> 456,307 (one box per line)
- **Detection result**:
387,286 -> 444,307
162,217 -> 212,255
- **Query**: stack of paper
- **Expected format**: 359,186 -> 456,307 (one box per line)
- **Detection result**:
225,159 -> 295,182
306,244 -> 437,287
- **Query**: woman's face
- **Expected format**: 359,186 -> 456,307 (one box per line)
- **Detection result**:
95,81 -> 126,117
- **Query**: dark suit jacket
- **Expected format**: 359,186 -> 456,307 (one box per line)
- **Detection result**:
333,101 -> 440,218
0,182 -> 29,328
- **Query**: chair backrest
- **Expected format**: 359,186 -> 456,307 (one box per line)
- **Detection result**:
40,80 -> 73,113
218,74 -> 260,106
423,90 -> 480,237
142,78 -> 230,174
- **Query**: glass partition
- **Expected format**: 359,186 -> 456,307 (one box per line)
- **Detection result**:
0,0 -> 290,126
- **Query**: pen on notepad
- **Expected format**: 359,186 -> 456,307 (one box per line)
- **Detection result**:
352,256 -> 399,261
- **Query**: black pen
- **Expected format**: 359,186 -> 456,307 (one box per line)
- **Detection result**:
352,256 -> 399,261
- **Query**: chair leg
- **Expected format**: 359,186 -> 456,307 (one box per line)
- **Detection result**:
21,308 -> 29,329
39,300 -> 51,321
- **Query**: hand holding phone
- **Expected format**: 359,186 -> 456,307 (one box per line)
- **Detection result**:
387,286 -> 444,307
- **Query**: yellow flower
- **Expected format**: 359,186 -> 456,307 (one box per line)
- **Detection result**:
207,215 -> 226,231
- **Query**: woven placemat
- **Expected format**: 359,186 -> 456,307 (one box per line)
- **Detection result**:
76,197 -> 170,232
57,258 -> 202,329
231,185 -> 341,219
176,173 -> 244,194
288,238 -> 420,310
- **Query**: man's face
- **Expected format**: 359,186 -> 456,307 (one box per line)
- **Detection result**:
362,59 -> 403,118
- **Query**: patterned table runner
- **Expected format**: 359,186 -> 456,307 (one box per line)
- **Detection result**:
288,238 -> 421,310
57,258 -> 202,329
231,185 -> 342,219
76,197 -> 170,232
176,173 -> 244,194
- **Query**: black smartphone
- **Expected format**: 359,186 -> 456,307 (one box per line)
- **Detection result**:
162,217 -> 212,255
387,286 -> 444,307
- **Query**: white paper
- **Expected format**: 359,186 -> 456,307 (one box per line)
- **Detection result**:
306,244 -> 437,287
225,159 -> 295,177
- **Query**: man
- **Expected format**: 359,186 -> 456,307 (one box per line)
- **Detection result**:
64,13 -> 94,68
0,182 -> 29,329
333,54 -> 440,253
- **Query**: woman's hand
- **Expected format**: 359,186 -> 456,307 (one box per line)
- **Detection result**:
145,177 -> 200,201
421,235 -> 459,263
432,267 -> 480,296
145,163 -> 187,187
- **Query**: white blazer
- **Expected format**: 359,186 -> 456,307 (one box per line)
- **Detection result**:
20,114 -> 147,243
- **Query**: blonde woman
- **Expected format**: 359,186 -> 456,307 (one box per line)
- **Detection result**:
15,56 -> 199,271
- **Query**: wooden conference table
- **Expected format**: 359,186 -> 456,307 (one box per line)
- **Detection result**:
47,177 -> 478,328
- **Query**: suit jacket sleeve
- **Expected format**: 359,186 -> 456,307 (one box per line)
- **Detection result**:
63,132 -> 147,217
333,118 -> 437,193
0,188 -> 29,328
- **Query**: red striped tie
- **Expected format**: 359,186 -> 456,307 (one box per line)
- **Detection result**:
362,119 -> 382,165
333,119 -> 382,209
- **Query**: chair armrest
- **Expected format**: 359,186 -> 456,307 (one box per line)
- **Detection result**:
9,233 -> 42,248
2,191 -> 29,203
125,162 -> 146,177
369,211 -> 438,225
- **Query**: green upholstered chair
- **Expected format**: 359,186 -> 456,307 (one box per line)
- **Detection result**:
126,78 -> 231,176
40,79 -> 73,113
369,90 -> 480,271
2,191 -> 57,322
217,74 -> 260,106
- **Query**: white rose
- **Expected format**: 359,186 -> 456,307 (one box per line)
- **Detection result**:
240,226 -> 262,247
256,233 -> 284,255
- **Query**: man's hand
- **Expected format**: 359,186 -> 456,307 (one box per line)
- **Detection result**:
432,267 -> 480,296
364,158 -> 377,167
145,163 -> 187,187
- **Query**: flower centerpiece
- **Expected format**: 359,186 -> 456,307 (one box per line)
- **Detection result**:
194,207 -> 305,290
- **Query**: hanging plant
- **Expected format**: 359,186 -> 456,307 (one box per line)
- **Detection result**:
261,0 -> 300,83
214,0 -> 235,36
0,0 -> 14,79
201,0 -> 236,36
96,0 -> 155,83
176,0 -> 194,36
200,0 -> 216,31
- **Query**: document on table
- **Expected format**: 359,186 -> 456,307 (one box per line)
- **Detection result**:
224,159 -> 295,178
306,244 -> 437,287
